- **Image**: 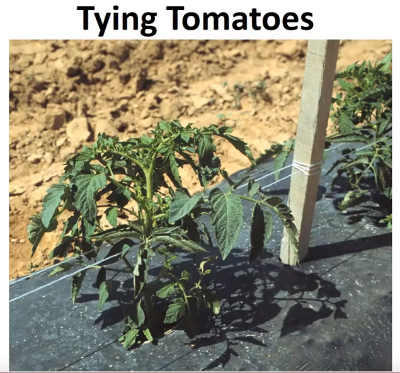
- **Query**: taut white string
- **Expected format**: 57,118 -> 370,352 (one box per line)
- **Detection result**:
9,251 -> 123,303
9,247 -> 99,286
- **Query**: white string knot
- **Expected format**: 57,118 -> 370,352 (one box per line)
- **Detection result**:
292,160 -> 323,176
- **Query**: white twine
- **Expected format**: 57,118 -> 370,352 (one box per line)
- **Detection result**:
9,139 -> 385,302
9,251 -> 123,303
9,247 -> 99,286
293,160 -> 323,177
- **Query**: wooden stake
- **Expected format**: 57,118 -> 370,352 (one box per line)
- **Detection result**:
280,40 -> 340,265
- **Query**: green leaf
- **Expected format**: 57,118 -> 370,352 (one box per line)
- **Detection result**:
105,207 -> 118,228
250,204 -> 265,262
263,196 -> 283,207
98,281 -> 109,310
202,289 -> 220,315
283,220 -> 298,238
197,134 -> 215,165
156,283 -> 175,298
153,236 -> 207,253
219,169 -> 235,186
133,250 -> 148,298
82,217 -> 96,238
181,270 -> 190,281
276,203 -> 291,215
169,188 -> 202,223
164,298 -> 186,324
383,158 -> 392,169
103,239 -> 134,264
263,210 -> 273,248
72,271 -> 86,303
199,255 -> 217,274
378,119 -> 391,135
209,188 -> 243,260
137,300 -> 145,326
168,154 -> 182,186
198,222 -> 213,249
77,147 -> 96,162
341,157 -> 371,169
218,133 -> 254,162
248,179 -> 260,197
88,226 -> 142,241
49,262 -> 73,276
339,191 -> 364,211
325,134 -> 369,143
50,236 -> 73,260
212,299 -> 221,315
180,132 -> 191,143
28,213 -> 57,257
232,175 -> 250,190
143,328 -> 153,342
338,78 -> 353,91
41,184 -> 67,228
159,121 -> 172,133
122,328 -> 139,349
73,173 -> 107,222
61,213 -> 80,239
379,51 -> 392,71
338,112 -> 354,135
274,151 -> 289,180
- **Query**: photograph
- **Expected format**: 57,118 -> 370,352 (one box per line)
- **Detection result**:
9,39 -> 392,371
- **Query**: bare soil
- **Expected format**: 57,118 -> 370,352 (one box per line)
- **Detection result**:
9,39 -> 392,279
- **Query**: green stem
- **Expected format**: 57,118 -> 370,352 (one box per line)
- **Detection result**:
151,213 -> 166,221
143,288 -> 155,333
56,202 -> 68,218
237,194 -> 274,210
144,139 -> 171,237
165,271 -> 191,315
107,164 -> 115,179
112,151 -> 147,173
97,204 -> 139,219
179,283 -> 191,315
356,150 -> 378,185
325,131 -> 340,139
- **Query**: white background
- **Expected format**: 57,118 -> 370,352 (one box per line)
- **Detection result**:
2,0 -> 397,371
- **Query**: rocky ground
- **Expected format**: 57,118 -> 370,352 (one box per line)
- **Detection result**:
9,39 -> 392,279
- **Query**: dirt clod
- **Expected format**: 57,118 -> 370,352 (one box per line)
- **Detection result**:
66,117 -> 91,148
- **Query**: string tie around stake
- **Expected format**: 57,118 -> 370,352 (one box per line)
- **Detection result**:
292,160 -> 323,177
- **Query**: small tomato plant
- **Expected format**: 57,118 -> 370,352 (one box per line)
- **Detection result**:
28,121 -> 299,348
325,51 -> 392,215
255,52 -> 392,227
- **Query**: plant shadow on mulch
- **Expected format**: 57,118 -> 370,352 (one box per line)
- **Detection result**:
324,174 -> 391,227
75,218 -> 391,369
75,247 -> 354,369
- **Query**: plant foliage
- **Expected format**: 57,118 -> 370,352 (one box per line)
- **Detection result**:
28,120 -> 299,348
255,52 -> 392,227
